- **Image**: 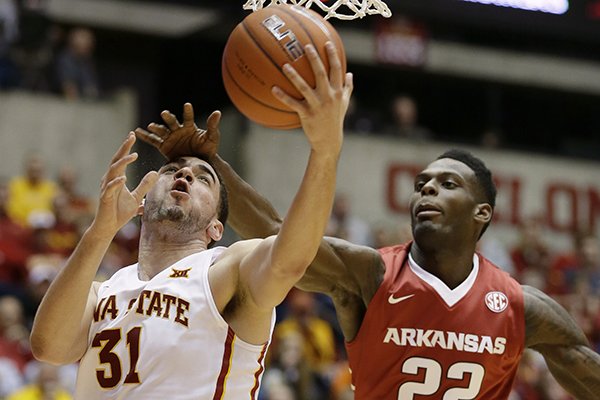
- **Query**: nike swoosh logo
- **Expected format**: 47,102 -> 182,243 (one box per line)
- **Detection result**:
388,293 -> 415,304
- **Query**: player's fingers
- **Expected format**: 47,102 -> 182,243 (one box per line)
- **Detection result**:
344,72 -> 354,98
281,63 -> 317,106
109,133 -> 136,165
146,123 -> 170,138
161,110 -> 181,131
134,128 -> 164,147
106,152 -> 138,184
101,176 -> 126,202
272,86 -> 305,114
182,103 -> 195,127
131,171 -> 158,202
206,110 -> 222,132
326,42 -> 343,90
305,44 -> 328,91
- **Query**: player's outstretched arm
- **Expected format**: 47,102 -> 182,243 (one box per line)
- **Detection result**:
134,47 -> 381,340
524,285 -> 600,399
30,134 -> 158,365
236,41 -> 353,309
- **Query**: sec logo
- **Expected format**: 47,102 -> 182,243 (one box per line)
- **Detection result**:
485,291 -> 509,313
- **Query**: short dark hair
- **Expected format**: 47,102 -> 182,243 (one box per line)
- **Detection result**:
437,149 -> 496,237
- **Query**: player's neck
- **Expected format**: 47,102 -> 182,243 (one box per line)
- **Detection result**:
410,243 -> 476,290
137,225 -> 208,280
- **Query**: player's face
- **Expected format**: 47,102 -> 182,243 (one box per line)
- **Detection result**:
143,157 -> 221,234
409,158 -> 482,244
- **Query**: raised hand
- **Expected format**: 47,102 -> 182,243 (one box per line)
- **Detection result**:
92,133 -> 158,238
135,103 -> 222,161
272,41 -> 353,154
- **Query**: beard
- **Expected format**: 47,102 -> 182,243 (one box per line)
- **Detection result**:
143,197 -> 208,236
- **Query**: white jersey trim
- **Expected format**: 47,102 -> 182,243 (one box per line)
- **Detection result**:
408,253 -> 479,307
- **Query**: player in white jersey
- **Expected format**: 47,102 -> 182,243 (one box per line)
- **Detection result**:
30,42 -> 352,400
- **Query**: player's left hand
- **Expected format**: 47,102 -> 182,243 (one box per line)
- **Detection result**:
272,41 -> 353,155
134,103 -> 221,161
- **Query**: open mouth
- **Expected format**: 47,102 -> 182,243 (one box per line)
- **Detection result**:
171,179 -> 190,195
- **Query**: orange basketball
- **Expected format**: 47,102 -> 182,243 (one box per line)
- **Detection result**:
222,5 -> 346,129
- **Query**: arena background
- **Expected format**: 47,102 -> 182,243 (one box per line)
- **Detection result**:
1,0 -> 599,399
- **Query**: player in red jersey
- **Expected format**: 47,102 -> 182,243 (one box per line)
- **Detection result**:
137,125 -> 600,398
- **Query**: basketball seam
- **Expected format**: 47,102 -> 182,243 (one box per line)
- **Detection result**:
241,20 -> 286,75
223,56 -> 297,115
278,6 -> 320,48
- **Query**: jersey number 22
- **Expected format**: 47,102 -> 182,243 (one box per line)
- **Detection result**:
398,357 -> 485,399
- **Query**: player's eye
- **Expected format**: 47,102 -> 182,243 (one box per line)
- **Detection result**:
198,175 -> 210,184
442,181 -> 457,189
414,181 -> 425,191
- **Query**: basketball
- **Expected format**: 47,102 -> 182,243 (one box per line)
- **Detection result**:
222,5 -> 347,129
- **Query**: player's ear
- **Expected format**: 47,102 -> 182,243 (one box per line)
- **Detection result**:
137,198 -> 146,216
474,203 -> 492,225
207,219 -> 224,242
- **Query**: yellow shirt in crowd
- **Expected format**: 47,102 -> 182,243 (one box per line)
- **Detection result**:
7,177 -> 57,227
7,385 -> 72,400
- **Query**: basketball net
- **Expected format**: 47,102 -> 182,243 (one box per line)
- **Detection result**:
243,0 -> 392,20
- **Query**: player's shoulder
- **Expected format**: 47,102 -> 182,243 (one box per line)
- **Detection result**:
477,253 -> 519,283
323,235 -> 384,262
378,241 -> 411,256
223,237 -> 269,254
213,237 -> 273,265
102,263 -> 138,282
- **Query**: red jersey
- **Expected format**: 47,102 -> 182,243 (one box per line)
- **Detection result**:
346,242 -> 525,399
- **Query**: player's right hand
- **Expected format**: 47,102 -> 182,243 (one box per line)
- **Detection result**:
90,133 -> 158,238
271,41 -> 353,157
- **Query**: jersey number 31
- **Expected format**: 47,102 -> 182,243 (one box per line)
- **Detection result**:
92,327 -> 142,388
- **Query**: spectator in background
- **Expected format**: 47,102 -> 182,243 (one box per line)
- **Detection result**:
29,197 -> 79,259
510,349 -> 571,400
510,216 -> 552,290
262,331 -> 325,400
7,154 -> 57,228
478,229 -> 515,276
273,289 -> 337,375
480,127 -> 504,150
8,362 -> 72,400
55,27 -> 98,100
0,178 -> 32,288
0,0 -> 19,89
343,96 -> 382,135
326,192 -> 373,246
11,0 -> 61,92
560,231 -> 600,297
55,166 -> 93,228
549,230 -> 599,296
0,357 -> 23,398
387,94 -> 433,141
0,296 -> 31,373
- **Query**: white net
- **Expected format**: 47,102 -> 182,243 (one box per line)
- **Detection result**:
243,0 -> 392,20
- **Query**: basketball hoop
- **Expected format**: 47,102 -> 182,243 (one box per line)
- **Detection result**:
243,0 -> 392,20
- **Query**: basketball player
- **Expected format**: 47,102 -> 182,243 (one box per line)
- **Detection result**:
138,118 -> 600,397
30,42 -> 353,399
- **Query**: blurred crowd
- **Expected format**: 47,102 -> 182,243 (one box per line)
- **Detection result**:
0,151 -> 598,400
2,2 -> 599,399
0,0 -> 99,100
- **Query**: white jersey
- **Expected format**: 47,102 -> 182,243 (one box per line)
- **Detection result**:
75,247 -> 275,400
